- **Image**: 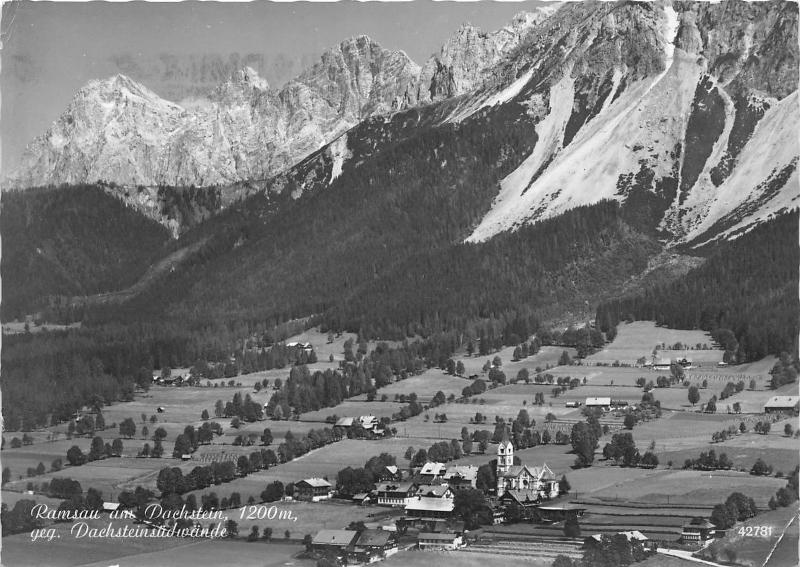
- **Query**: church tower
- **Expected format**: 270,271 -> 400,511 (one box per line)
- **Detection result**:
496,427 -> 513,496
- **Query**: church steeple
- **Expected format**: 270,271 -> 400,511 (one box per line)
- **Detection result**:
496,426 -> 513,496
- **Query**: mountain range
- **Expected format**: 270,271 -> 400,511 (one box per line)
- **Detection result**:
2,0 -> 798,346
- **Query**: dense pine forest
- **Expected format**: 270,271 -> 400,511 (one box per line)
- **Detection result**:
596,212 -> 799,361
2,88 -> 797,434
1,185 -> 171,320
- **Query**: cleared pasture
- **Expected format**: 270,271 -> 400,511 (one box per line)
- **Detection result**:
298,401 -> 406,422
585,322 -> 720,365
0,516 -> 187,567
383,550 -> 539,567
231,500 -> 399,539
184,438 -> 433,503
350,372 -> 471,402
5,456 -> 180,497
699,506 -> 797,567
79,540 -> 310,567
585,469 -> 786,507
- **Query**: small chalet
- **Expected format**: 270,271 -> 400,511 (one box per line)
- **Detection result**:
311,529 -> 358,556
443,465 -> 478,490
585,397 -> 612,410
358,415 -> 378,431
763,396 -> 800,415
375,482 -> 417,507
499,489 -> 541,519
418,462 -> 447,483
347,529 -> 398,563
681,518 -> 716,542
378,465 -> 402,482
418,532 -> 463,550
296,478 -> 333,502
352,493 -> 371,505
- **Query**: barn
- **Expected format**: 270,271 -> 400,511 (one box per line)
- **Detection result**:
763,396 -> 800,414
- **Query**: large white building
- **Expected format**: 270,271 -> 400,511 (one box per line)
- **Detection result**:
496,429 -> 559,499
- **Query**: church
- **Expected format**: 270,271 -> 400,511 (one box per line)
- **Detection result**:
496,430 -> 560,500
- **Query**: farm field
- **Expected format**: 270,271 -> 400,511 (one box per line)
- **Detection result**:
585,322 -> 721,365
183,438 -> 435,503
79,541 -> 310,567
1,489 -> 64,510
584,469 -> 786,507
698,505 -> 798,567
298,401 -> 406,422
382,549 -> 544,567
0,516 -> 187,567
231,500 -> 400,537
5,456 -> 183,497
659,443 -> 800,475
349,372 -> 471,402
631,408 -> 800,455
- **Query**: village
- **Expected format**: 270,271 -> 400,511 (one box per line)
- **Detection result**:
2,322 -> 798,567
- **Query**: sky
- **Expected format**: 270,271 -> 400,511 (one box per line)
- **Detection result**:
0,0 -> 550,172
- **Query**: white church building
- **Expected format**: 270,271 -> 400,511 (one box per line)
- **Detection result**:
496,429 -> 559,499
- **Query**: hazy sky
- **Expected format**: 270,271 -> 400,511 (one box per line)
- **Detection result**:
1,0 -> 550,172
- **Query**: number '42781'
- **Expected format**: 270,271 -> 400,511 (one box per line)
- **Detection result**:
738,526 -> 773,537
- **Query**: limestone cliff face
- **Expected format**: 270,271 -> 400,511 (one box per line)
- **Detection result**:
5,37 -> 421,189
463,0 -> 798,246
416,8 -> 556,104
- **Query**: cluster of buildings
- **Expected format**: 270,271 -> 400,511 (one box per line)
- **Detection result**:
335,415 -> 385,436
311,528 -> 399,563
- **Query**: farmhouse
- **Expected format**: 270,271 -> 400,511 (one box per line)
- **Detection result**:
499,489 -> 541,519
347,529 -> 398,563
418,462 -> 447,483
443,465 -> 478,490
652,358 -> 672,371
763,396 -> 800,414
681,518 -> 716,542
357,415 -> 378,430
496,431 -> 559,498
296,478 -> 333,502
311,529 -> 359,557
378,465 -> 402,482
405,485 -> 455,519
585,397 -> 612,410
375,482 -> 417,507
418,532 -> 463,550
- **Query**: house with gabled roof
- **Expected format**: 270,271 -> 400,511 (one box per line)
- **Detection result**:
378,464 -> 402,482
443,465 -> 478,490
296,477 -> 333,502
311,529 -> 359,557
418,462 -> 447,483
764,396 -> 799,414
375,482 -> 417,507
347,529 -> 398,562
405,485 -> 455,520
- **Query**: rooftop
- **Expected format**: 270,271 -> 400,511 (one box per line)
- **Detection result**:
764,396 -> 800,407
312,529 -> 358,546
298,477 -> 332,488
